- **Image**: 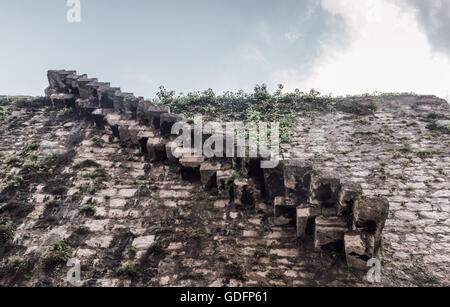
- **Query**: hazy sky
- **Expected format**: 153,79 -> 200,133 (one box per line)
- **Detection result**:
0,0 -> 449,101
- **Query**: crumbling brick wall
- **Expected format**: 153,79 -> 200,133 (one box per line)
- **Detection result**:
45,69 -> 391,271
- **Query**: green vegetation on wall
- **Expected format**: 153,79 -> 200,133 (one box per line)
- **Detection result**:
156,85 -> 335,143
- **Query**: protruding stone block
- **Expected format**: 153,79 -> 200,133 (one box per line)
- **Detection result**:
263,163 -> 285,202
165,141 -> 178,161
274,197 -> 296,226
309,171 -> 341,208
314,216 -> 348,249
136,129 -> 155,155
160,113 -> 182,137
344,233 -> 375,270
104,113 -> 122,138
105,113 -> 122,126
113,92 -> 139,120
146,137 -> 167,162
117,120 -> 136,144
132,235 -> 156,250
200,162 -> 221,188
77,78 -> 99,100
179,156 -> 205,181
123,95 -> 141,120
64,74 -> 83,94
179,156 -> 205,168
147,105 -> 170,129
338,182 -> 363,217
50,93 -> 76,108
296,206 -> 321,237
136,129 -> 154,140
233,178 -> 259,209
127,125 -> 147,146
47,70 -> 77,93
98,86 -> 120,109
92,108 -> 115,128
136,100 -> 154,124
217,169 -> 234,199
353,196 -> 389,250
283,160 -> 314,204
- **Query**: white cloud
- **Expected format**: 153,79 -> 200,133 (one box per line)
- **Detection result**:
284,30 -> 302,42
241,44 -> 267,64
257,23 -> 273,45
271,0 -> 450,102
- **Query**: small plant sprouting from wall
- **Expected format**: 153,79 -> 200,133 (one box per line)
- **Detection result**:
115,263 -> 139,279
41,240 -> 72,271
0,221 -> 15,243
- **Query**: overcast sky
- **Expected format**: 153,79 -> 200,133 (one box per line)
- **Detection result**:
0,0 -> 449,102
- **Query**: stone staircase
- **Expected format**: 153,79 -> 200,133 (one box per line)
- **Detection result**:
45,69 -> 390,271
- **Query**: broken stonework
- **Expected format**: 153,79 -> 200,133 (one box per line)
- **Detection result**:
77,78 -> 99,100
314,216 -> 348,250
118,121 -> 137,144
309,171 -> 341,208
92,108 -> 115,128
50,93 -> 76,108
263,163 -> 285,202
274,196 -> 296,226
136,100 -> 154,124
283,160 -> 314,204
146,105 -> 170,129
344,232 -> 375,270
105,113 -> 122,138
217,169 -> 234,199
296,207 -> 321,238
37,69 -> 394,276
179,156 -> 205,181
337,182 -> 363,217
46,70 -> 77,94
200,162 -> 221,188
160,113 -> 182,137
98,86 -> 121,109
233,178 -> 259,210
353,196 -> 389,250
146,137 -> 167,162
165,141 -> 179,162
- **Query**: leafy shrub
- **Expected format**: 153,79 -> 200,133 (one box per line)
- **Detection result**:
0,221 -> 15,243
82,168 -> 109,181
115,263 -> 139,279
90,136 -> 104,147
14,97 -> 48,108
75,183 -> 104,196
56,107 -> 73,118
426,121 -> 450,134
23,142 -> 40,153
3,155 -> 22,166
0,176 -> 24,195
78,202 -> 96,215
74,226 -> 90,235
335,99 -> 377,115
42,152 -> 62,165
7,256 -> 26,273
41,240 -> 72,270
416,149 -> 442,159
225,261 -> 248,281
45,199 -> 62,208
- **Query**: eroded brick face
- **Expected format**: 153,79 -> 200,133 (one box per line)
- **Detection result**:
0,71 -> 448,287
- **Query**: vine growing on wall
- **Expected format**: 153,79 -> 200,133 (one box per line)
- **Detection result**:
155,84 -> 335,143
